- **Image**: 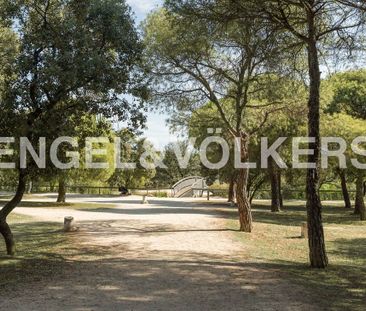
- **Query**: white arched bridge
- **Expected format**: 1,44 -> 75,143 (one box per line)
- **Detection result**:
171,176 -> 207,198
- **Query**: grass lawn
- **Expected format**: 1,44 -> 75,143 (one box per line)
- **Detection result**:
0,198 -> 365,309
0,213 -> 73,290
0,199 -> 118,210
228,201 -> 366,310
0,199 -> 119,290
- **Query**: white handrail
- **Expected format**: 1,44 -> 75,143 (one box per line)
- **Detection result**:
171,176 -> 207,197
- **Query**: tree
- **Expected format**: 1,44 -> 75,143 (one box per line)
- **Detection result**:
50,114 -> 115,203
109,132 -> 156,189
325,69 -> 366,220
246,0 -> 365,269
0,0 -> 146,255
320,113 -> 365,214
337,1 -> 366,12
336,167 -> 352,210
152,141 -> 201,188
254,84 -> 307,211
354,171 -> 365,219
144,9 -> 289,232
327,70 -> 366,119
165,0 -> 366,268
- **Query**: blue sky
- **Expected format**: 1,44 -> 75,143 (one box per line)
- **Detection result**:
126,1 -> 177,149
127,0 -> 162,21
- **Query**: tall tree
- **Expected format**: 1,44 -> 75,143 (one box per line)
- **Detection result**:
326,69 -> 366,220
44,113 -> 115,203
144,9 -> 291,231
336,168 -> 352,210
0,0 -> 146,255
245,0 -> 363,269
166,0 -> 364,268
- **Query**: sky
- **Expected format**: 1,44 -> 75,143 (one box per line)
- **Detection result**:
127,0 -> 162,21
125,1 -> 177,149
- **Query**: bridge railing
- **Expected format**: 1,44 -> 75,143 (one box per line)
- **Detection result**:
171,176 -> 205,197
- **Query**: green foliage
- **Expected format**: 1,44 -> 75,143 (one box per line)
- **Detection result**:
108,131 -> 156,189
0,0 -> 146,139
326,70 -> 366,120
152,141 -> 201,187
143,8 -> 287,134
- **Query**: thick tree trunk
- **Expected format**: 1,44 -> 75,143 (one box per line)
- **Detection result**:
306,30 -> 328,268
269,157 -> 281,212
337,169 -> 352,209
57,178 -> 67,203
236,133 -> 253,232
0,170 -> 28,255
354,172 -> 366,220
0,221 -> 15,256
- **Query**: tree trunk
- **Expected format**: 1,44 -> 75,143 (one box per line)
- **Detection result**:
278,170 -> 284,209
269,157 -> 281,212
337,169 -> 352,209
236,133 -> 253,232
0,170 -> 28,256
57,178 -> 67,203
27,180 -> 33,194
305,26 -> 328,268
0,220 -> 15,256
248,176 -> 265,204
354,171 -> 366,220
228,173 -> 236,203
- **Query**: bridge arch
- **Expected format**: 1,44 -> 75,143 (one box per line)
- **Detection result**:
171,176 -> 207,198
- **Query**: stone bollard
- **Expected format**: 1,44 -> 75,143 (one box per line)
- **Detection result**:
301,222 -> 308,239
64,216 -> 78,232
141,195 -> 149,204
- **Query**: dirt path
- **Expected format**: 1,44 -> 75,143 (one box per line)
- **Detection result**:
1,196 -> 316,310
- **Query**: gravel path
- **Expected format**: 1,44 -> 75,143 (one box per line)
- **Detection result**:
1,195 -> 316,310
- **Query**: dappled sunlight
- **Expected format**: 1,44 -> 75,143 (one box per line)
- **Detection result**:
0,197 -> 365,310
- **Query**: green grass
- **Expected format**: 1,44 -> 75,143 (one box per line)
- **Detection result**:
228,201 -> 366,310
0,213 -> 72,290
0,200 -> 118,291
0,200 -> 118,210
0,199 -> 117,289
1,199 -> 365,309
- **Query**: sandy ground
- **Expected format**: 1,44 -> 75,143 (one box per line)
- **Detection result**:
1,195 -> 317,310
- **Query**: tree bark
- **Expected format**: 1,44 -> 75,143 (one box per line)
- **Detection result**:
354,171 -> 366,220
57,178 -> 67,203
0,170 -> 28,255
0,220 -> 15,256
305,23 -> 328,268
236,133 -> 253,232
249,179 -> 264,204
228,173 -> 236,203
269,157 -> 281,212
337,168 -> 352,209
278,170 -> 284,209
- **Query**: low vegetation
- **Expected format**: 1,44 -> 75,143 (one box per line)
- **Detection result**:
1,198 -> 364,309
228,201 -> 366,310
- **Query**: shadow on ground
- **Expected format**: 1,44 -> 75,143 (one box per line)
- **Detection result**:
70,199 -> 362,227
0,219 -> 364,310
